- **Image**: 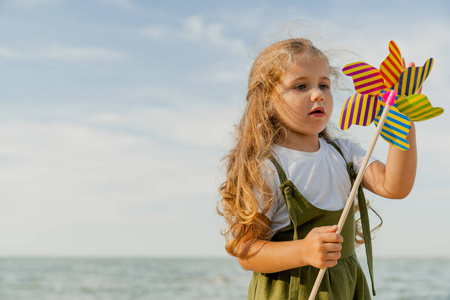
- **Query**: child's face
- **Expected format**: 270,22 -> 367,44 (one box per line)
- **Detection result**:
275,56 -> 333,140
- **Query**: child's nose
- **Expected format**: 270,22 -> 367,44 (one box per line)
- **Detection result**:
311,88 -> 324,102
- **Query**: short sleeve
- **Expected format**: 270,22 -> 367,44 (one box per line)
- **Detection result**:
334,139 -> 378,174
256,159 -> 282,222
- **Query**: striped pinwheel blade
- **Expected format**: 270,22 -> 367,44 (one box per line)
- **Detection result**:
342,62 -> 385,95
396,94 -> 444,122
380,41 -> 403,88
395,58 -> 434,96
374,103 -> 411,151
339,93 -> 381,130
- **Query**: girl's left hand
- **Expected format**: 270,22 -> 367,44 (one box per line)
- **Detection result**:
402,57 -> 423,94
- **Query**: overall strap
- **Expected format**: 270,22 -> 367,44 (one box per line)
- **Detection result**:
269,155 -> 301,299
269,155 -> 288,185
269,155 -> 298,240
357,184 -> 376,296
327,141 -> 354,183
328,140 -> 376,296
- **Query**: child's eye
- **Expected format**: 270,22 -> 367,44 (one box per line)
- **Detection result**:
295,84 -> 306,90
319,84 -> 330,90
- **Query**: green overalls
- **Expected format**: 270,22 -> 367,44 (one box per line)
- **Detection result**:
248,142 -> 376,300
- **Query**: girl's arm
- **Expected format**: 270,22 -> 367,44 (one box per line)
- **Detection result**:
237,215 -> 343,273
362,60 -> 419,199
362,121 -> 417,199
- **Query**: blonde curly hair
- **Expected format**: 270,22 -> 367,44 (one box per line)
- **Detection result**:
217,38 -> 335,256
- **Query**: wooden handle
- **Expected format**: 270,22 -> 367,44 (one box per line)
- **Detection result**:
308,99 -> 393,300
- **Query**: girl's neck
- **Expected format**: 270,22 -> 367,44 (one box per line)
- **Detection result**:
278,131 -> 320,152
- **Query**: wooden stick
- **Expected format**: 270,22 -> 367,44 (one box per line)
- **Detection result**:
308,91 -> 396,300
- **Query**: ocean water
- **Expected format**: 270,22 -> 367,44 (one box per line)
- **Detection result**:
0,257 -> 449,300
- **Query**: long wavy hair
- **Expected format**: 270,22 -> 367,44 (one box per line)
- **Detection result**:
217,38 -> 378,257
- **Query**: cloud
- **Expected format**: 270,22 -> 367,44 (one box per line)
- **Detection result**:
181,15 -> 248,55
97,0 -> 136,12
140,25 -> 168,39
117,85 -> 199,106
137,15 -> 250,56
96,0 -> 163,18
217,7 -> 266,30
0,119 -> 217,226
190,61 -> 249,84
0,44 -> 128,62
40,44 -> 128,62
13,0 -> 63,6
89,104 -> 239,149
0,47 -> 20,59
0,111 -> 224,255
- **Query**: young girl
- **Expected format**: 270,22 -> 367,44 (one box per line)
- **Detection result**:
218,38 -> 417,299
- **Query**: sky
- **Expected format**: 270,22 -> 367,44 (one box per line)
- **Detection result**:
0,0 -> 449,258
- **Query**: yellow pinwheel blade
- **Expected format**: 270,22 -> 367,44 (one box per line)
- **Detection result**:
339,93 -> 381,130
395,58 -> 434,96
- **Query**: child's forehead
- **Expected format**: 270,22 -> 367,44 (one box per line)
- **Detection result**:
289,53 -> 328,66
283,55 -> 330,76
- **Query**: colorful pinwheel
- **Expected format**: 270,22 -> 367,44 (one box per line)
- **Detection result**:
310,42 -> 444,300
339,41 -> 444,150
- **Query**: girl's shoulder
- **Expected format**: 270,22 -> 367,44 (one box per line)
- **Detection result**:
329,137 -> 360,152
328,137 -> 377,174
329,137 -> 363,158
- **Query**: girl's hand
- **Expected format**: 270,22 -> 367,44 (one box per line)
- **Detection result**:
237,222 -> 344,273
402,57 -> 423,94
301,225 -> 343,269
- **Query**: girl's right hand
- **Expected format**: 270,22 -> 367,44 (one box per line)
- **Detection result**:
301,225 -> 343,269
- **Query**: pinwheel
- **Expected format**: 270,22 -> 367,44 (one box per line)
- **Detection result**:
309,42 -> 444,300
339,40 -> 443,150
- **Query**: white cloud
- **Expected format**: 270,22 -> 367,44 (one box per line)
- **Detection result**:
191,61 -> 249,84
0,47 -> 20,59
13,0 -> 63,5
89,104 -> 239,149
96,0 -> 162,18
118,85 -> 198,106
182,16 -> 248,55
183,16 -> 204,41
0,119 -> 217,225
140,25 -> 167,39
40,44 -> 128,62
0,117 -> 224,256
0,44 -> 128,62
97,0 -> 136,11
217,7 -> 266,30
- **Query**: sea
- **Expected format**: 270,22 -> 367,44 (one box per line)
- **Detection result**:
0,257 -> 449,300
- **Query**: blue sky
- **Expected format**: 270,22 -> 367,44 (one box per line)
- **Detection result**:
0,0 -> 448,258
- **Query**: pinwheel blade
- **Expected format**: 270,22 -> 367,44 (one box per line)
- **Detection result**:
380,41 -> 403,88
374,104 -> 411,150
342,62 -> 385,95
339,93 -> 380,130
396,94 -> 444,122
395,58 -> 434,96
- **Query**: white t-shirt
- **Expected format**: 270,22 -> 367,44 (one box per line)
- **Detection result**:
260,138 -> 377,235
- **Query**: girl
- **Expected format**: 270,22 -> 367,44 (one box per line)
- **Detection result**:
218,38 -> 417,299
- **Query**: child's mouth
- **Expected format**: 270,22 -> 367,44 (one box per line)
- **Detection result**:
309,107 -> 325,116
